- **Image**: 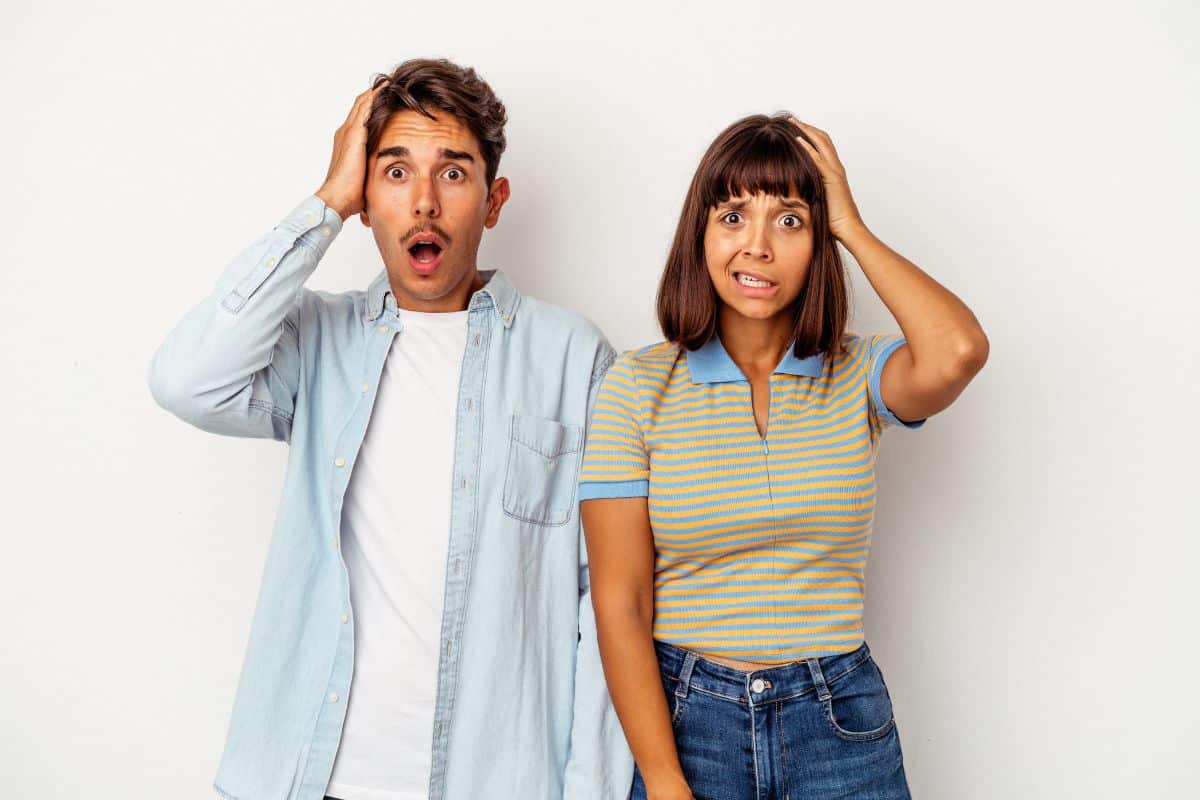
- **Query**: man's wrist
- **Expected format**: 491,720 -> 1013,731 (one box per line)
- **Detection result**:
314,187 -> 353,221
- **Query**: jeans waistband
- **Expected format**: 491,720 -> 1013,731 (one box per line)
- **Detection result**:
653,639 -> 873,708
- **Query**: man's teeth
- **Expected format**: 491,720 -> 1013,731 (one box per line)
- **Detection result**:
736,273 -> 773,288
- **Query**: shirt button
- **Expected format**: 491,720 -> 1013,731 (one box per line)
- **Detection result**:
331,535 -> 338,547
267,257 -> 277,268
334,456 -> 346,467
751,678 -> 766,693
305,213 -> 317,224
378,325 -> 389,334
328,692 -> 339,703
361,382 -> 369,393
320,225 -> 332,237
340,613 -> 349,624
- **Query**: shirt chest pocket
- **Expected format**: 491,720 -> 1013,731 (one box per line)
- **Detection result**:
502,414 -> 584,527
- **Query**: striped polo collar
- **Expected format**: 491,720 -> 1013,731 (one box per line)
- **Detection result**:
686,334 -> 826,384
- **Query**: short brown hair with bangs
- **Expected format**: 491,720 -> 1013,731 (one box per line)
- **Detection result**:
656,113 -> 848,359
366,58 -> 507,185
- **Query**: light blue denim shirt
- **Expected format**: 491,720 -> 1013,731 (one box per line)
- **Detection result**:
148,196 -> 633,800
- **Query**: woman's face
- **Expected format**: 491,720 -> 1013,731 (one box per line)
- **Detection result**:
704,191 -> 814,324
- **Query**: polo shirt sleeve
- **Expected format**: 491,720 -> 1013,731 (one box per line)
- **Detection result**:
866,334 -> 927,430
578,355 -> 650,500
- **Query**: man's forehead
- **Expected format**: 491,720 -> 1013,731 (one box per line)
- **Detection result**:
376,109 -> 480,156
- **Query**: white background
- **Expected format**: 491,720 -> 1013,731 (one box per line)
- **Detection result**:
2,1 -> 1196,797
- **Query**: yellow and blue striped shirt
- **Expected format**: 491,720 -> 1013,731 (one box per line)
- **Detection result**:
578,333 -> 923,663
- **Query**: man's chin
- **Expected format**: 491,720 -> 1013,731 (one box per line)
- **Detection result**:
387,264 -> 478,311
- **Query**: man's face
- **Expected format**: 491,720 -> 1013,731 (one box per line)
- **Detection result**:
361,109 -> 509,312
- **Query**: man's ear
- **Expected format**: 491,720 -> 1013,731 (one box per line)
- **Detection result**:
484,177 -> 511,229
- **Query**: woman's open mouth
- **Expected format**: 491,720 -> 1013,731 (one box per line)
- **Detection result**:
733,270 -> 779,298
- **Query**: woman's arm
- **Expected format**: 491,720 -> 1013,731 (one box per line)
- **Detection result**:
792,119 -> 990,424
580,497 -> 694,800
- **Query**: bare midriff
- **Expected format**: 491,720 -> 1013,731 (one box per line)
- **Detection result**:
701,653 -> 789,672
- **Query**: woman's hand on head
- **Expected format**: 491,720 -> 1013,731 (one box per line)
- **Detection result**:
789,118 -> 865,242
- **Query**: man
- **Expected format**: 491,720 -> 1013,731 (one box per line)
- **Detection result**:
149,58 -> 632,800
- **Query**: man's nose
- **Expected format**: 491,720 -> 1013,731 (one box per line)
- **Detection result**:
412,176 -> 440,219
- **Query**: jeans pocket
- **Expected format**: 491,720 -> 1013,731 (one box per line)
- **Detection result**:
660,674 -> 688,730
502,413 -> 584,526
821,656 -> 896,742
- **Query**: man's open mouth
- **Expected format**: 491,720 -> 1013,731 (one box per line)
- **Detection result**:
408,240 -> 444,265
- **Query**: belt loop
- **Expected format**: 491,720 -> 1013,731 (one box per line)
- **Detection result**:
806,657 -> 831,702
675,651 -> 699,700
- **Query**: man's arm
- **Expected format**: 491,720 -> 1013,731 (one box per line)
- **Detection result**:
563,340 -> 636,799
148,86 -> 378,440
147,196 -> 341,439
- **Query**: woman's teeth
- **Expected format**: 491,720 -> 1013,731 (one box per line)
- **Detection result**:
736,273 -> 773,287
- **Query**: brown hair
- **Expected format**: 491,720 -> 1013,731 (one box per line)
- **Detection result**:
366,59 -> 507,185
656,113 -> 848,359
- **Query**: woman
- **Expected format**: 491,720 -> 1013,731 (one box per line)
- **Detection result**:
578,114 -> 988,799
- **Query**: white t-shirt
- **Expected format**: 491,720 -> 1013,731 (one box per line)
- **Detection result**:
326,308 -> 468,800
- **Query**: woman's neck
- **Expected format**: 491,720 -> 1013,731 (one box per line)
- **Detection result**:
717,307 -> 794,379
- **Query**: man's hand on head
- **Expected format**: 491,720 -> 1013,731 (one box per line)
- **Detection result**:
316,85 -> 381,221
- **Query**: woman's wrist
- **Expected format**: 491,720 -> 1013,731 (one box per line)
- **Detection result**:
833,217 -> 875,252
643,769 -> 693,799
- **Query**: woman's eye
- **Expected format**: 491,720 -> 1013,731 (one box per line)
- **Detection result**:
722,212 -> 743,224
444,168 -> 464,181
780,214 -> 803,228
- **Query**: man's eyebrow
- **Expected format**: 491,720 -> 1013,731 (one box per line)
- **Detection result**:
374,146 -> 475,162
717,199 -> 748,211
780,198 -> 810,209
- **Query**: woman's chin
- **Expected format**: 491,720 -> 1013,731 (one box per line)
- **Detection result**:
720,297 -> 793,323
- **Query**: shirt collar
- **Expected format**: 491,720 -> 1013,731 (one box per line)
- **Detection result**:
366,268 -> 521,328
685,334 -> 826,384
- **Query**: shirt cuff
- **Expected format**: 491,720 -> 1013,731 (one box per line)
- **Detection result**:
578,479 -> 649,501
276,195 -> 344,258
869,338 -> 926,430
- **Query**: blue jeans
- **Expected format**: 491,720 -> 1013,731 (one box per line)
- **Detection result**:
632,640 -> 911,800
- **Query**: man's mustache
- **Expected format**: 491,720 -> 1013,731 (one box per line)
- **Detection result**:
401,224 -> 453,247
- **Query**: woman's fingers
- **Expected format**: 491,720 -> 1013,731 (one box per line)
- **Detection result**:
789,117 -> 846,175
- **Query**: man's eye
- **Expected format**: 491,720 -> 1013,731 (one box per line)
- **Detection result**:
722,212 -> 742,224
780,214 -> 803,228
387,167 -> 406,179
444,168 -> 464,181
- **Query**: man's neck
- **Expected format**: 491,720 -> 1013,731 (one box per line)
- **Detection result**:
391,270 -> 486,313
